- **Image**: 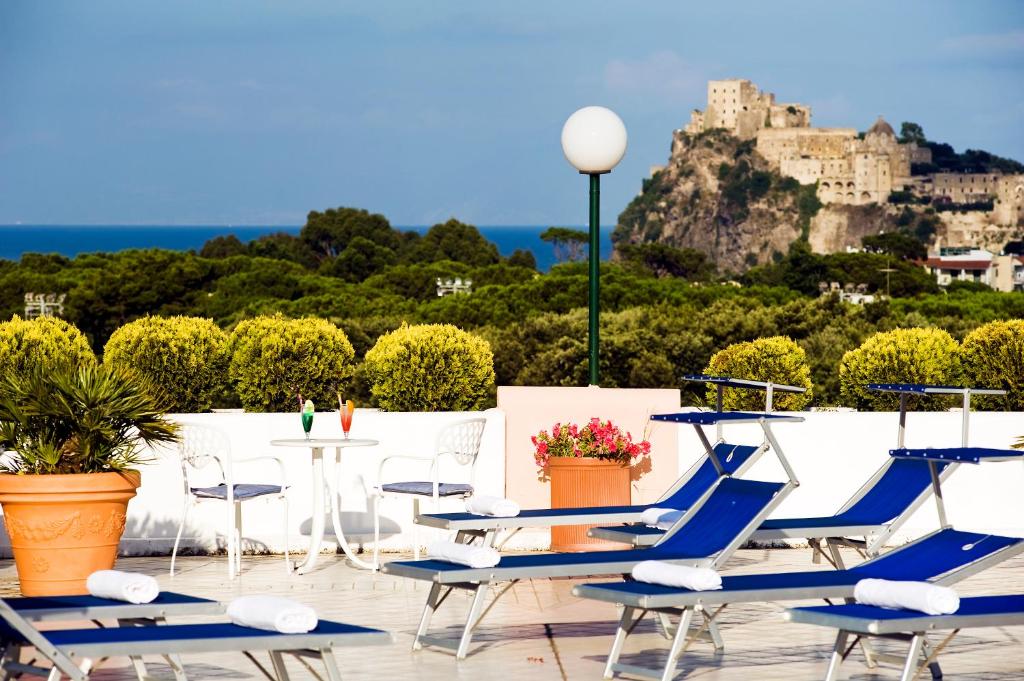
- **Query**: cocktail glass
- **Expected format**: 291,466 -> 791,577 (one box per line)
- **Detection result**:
301,411 -> 314,440
339,399 -> 354,439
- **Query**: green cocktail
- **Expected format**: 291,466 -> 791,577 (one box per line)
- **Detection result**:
301,399 -> 315,439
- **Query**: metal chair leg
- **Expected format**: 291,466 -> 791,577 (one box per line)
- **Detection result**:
824,630 -> 850,681
456,584 -> 488,660
128,654 -> 149,680
225,505 -> 236,580
899,634 -> 926,681
321,649 -> 343,681
169,499 -> 189,577
660,607 -> 695,681
655,612 -> 675,640
281,495 -> 291,573
604,606 -> 644,678
411,493 -> 419,557
234,501 -> 243,576
268,651 -> 291,680
372,493 -> 382,569
413,583 -> 445,651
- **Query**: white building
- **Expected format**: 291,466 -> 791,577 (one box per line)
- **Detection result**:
924,247 -> 1024,291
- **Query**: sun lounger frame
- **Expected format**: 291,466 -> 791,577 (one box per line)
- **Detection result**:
575,528 -> 1024,681
0,597 -> 392,681
0,593 -> 224,681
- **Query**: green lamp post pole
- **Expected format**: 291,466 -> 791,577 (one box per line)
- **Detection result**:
561,106 -> 627,387
588,172 -> 601,385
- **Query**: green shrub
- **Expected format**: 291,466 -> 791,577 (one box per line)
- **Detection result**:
839,327 -> 960,409
0,316 -> 96,381
227,315 -> 356,412
959,319 -> 1024,410
104,316 -> 229,412
704,336 -> 812,410
364,323 -> 495,411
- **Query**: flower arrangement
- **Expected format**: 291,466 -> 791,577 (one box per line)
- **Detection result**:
532,418 -> 651,470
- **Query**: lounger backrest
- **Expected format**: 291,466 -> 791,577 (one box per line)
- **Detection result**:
654,477 -> 785,557
852,528 -> 1024,582
659,443 -> 761,510
835,458 -> 949,524
0,598 -> 85,680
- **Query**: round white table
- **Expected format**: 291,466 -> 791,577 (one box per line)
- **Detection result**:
270,437 -> 379,572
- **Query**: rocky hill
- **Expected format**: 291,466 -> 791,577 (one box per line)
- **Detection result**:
613,129 -> 900,273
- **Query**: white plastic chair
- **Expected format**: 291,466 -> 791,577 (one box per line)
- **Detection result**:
373,417 -> 486,564
170,424 -> 290,579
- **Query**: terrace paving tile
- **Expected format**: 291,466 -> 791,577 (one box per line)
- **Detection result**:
0,546 -> 1021,680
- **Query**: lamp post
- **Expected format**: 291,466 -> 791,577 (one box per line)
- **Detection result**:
561,106 -> 628,386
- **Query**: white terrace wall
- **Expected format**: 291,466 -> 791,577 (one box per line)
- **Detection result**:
1,408 -> 1020,559
0,409 -> 507,558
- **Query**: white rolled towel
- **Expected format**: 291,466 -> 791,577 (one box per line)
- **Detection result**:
654,511 -> 684,530
854,579 -> 960,615
465,495 -> 520,517
86,570 -> 159,604
631,561 -> 722,591
640,507 -> 680,527
227,595 -> 318,634
427,541 -> 500,568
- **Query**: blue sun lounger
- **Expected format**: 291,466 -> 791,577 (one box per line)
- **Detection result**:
0,592 -> 224,681
0,595 -> 392,681
382,413 -> 803,659
590,453 -> 953,562
590,384 -> 1002,566
785,595 -> 1024,681
574,528 -> 1024,681
414,376 -> 805,546
574,444 -> 1024,681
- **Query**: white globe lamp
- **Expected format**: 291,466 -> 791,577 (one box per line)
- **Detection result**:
561,106 -> 628,174
560,106 -> 627,386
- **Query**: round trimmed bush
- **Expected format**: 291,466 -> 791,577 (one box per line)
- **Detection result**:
959,319 -> 1024,410
364,323 -> 495,411
0,316 -> 96,381
227,315 -> 356,412
839,327 -> 960,410
703,336 -> 812,410
104,316 -> 229,413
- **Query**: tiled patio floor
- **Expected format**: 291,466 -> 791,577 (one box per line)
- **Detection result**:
1,546 -> 1022,680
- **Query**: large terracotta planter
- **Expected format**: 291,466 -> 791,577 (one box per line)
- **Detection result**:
549,457 -> 630,552
0,471 -> 140,596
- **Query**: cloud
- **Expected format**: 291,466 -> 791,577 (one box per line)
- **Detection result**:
941,30 -> 1024,55
604,51 -> 707,105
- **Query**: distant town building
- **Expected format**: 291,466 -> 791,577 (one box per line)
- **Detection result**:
23,292 -> 66,319
818,281 -> 877,305
923,247 -> 1024,291
436,277 -> 472,297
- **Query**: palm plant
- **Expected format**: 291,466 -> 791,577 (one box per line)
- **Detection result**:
0,364 -> 179,474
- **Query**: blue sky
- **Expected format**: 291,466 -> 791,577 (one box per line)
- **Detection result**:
1,1 -> 1022,227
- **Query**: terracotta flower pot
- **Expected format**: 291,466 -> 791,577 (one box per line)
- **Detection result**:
549,457 -> 630,552
0,471 -> 140,596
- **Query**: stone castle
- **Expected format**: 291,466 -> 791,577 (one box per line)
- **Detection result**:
683,78 -> 1023,223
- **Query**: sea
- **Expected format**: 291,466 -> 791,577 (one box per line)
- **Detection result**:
0,225 -> 615,273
